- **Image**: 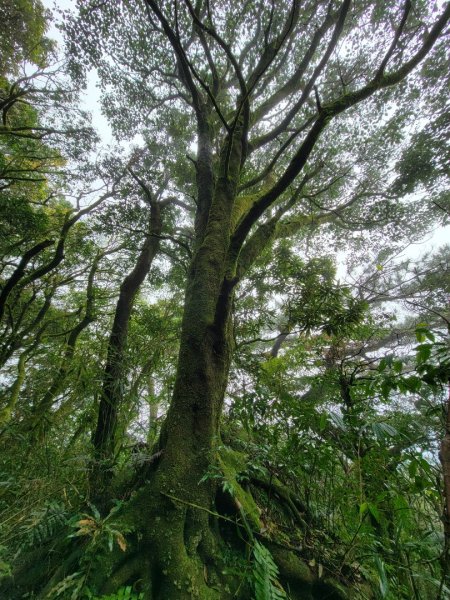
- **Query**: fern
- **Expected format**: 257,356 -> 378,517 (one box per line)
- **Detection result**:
93,586 -> 143,600
252,541 -> 287,600
18,501 -> 68,551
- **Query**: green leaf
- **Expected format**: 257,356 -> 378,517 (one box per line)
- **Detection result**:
393,495 -> 411,528
329,412 -> 347,431
380,380 -> 392,400
415,323 -> 429,341
374,556 -> 389,598
359,502 -> 369,518
378,357 -> 388,372
87,502 -> 101,522
392,360 -> 403,374
416,343 -> 432,363
319,412 -> 328,431
371,422 -> 398,440
252,541 -> 287,600
404,375 -> 422,393
408,460 -> 418,478
368,502 -> 381,524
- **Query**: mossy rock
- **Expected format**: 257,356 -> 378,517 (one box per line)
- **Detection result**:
268,545 -> 314,599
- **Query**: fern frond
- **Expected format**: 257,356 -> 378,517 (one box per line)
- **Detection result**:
18,501 -> 68,552
93,586 -> 143,600
252,541 -> 287,600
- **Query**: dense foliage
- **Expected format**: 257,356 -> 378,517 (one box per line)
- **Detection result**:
0,1 -> 449,599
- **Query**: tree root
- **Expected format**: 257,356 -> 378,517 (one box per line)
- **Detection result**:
250,475 -> 309,529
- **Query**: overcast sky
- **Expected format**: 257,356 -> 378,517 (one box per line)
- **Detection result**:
43,0 -> 113,143
41,0 -> 449,267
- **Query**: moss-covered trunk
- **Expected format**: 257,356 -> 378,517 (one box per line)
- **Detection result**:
92,202 -> 162,495
439,380 -> 450,589
130,107 -> 245,595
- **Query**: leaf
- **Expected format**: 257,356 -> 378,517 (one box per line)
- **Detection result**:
408,460 -> 418,478
44,572 -> 83,598
87,502 -> 101,521
116,532 -> 127,552
392,360 -> 403,374
413,475 -> 428,492
92,586 -> 144,600
415,323 -> 429,342
368,502 -> 381,524
371,422 -> 398,441
378,357 -> 388,372
416,343 -> 432,363
404,375 -> 422,393
329,412 -> 347,431
252,541 -> 287,600
380,380 -> 392,400
77,518 -> 95,527
319,412 -> 328,431
393,495 -> 411,528
374,556 -> 389,598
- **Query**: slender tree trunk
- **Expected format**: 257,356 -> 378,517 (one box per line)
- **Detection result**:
30,256 -> 101,427
92,202 -> 162,492
439,380 -> 450,596
0,239 -> 54,322
147,376 -> 159,446
0,350 -> 27,426
270,329 -> 291,358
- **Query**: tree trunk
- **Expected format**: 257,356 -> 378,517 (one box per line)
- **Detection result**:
439,380 -> 450,596
134,266 -> 235,599
133,127 -> 243,593
92,202 -> 162,495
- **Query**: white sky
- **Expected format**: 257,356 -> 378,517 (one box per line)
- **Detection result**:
43,0 -> 113,144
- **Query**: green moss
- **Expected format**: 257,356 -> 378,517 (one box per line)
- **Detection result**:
230,192 -> 258,232
218,447 -> 261,531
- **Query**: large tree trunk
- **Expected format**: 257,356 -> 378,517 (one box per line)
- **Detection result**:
132,120 -> 244,594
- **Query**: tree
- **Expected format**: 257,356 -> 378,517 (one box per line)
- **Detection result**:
0,0 -> 52,77
1,1 -> 450,599
61,1 -> 450,597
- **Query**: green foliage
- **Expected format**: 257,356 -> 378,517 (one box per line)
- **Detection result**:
1,1 -> 449,599
18,501 -> 68,552
0,544 -> 11,581
69,501 -> 130,555
375,324 -> 450,399
44,571 -> 86,599
252,541 -> 287,600
93,586 -> 143,600
0,0 -> 54,76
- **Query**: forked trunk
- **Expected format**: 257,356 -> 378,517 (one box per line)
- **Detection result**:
136,161 -> 240,596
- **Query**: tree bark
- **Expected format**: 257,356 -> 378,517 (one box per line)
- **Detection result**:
92,201 -> 162,492
439,379 -> 450,595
